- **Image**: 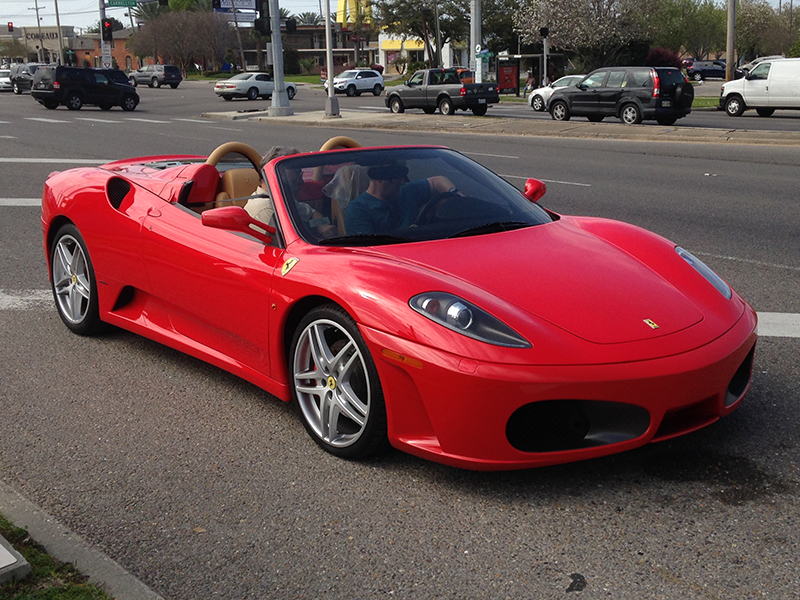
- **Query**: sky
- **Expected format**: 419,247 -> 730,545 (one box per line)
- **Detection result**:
3,0 -> 327,33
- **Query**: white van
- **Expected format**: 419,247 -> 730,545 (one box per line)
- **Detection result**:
720,58 -> 800,117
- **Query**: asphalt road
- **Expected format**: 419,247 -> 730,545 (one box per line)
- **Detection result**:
1,86 -> 799,600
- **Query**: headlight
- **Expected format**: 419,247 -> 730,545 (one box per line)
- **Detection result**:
676,247 -> 732,299
410,292 -> 531,348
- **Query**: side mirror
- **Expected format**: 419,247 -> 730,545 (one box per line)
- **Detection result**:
524,178 -> 547,203
578,83 -> 587,90
404,80 -> 410,86
201,206 -> 274,244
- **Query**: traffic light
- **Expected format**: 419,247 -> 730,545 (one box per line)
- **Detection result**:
539,27 -> 549,38
102,20 -> 113,42
254,17 -> 270,36
285,18 -> 296,33
7,22 -> 12,32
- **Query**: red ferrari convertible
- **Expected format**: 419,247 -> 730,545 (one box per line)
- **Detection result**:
42,137 -> 757,470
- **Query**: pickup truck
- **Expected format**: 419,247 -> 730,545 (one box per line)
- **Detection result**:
385,68 -> 499,116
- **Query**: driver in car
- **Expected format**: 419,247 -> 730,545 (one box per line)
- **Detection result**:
344,163 -> 459,236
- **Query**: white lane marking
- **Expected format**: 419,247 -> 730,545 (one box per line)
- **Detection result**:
501,173 -> 592,187
75,117 -> 124,124
208,126 -> 243,131
1,288 -> 797,338
757,313 -> 800,338
173,118 -> 210,123
24,117 -> 71,123
0,158 -> 107,164
0,135 -> 16,139
123,118 -> 172,124
695,251 -> 800,273
464,152 -> 519,159
0,198 -> 40,206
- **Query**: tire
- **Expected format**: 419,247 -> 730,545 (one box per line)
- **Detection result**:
656,116 -> 678,125
50,224 -> 103,336
65,93 -> 83,111
290,304 -> 388,459
389,96 -> 404,113
438,97 -> 454,115
169,83 -> 179,89
531,94 -> 545,111
287,86 -> 296,100
129,77 -> 138,87
587,115 -> 604,122
372,84 -> 382,96
620,103 -> 642,124
675,82 -> 694,108
12,81 -> 21,94
222,95 -> 233,101
246,87 -> 259,100
98,103 -> 112,111
472,104 -> 487,116
725,95 -> 745,117
151,77 -> 161,88
692,72 -> 703,81
346,85 -> 356,97
756,107 -> 774,117
43,100 -> 59,110
422,106 -> 436,114
120,95 -> 137,112
550,100 -> 570,121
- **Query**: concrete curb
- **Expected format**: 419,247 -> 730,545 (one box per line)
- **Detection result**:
200,108 -> 800,147
0,532 -> 31,584
0,480 -> 164,600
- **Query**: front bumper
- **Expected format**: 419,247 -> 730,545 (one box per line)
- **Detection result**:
361,305 -> 757,470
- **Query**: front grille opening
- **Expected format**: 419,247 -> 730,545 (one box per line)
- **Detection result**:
725,345 -> 755,407
506,400 -> 650,453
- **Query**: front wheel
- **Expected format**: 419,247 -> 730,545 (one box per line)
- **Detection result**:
656,116 -> 678,126
169,83 -> 179,89
550,100 -> 570,121
121,95 -> 137,111
151,77 -> 161,88
756,107 -> 774,117
619,103 -> 642,124
693,72 -> 703,81
438,97 -> 454,115
12,82 -> 22,94
50,224 -> 103,336
129,77 -> 138,87
346,85 -> 357,97
472,104 -> 487,116
389,96 -> 404,113
422,106 -> 436,114
43,100 -> 59,110
531,95 -> 545,111
725,95 -> 745,116
290,304 -> 388,459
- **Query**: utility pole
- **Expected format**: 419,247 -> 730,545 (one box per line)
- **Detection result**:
268,0 -> 293,115
53,0 -> 64,64
229,0 -> 247,71
725,0 -> 735,80
29,0 -> 45,61
470,0 -> 481,83
324,0 -> 340,116
433,2 -> 442,68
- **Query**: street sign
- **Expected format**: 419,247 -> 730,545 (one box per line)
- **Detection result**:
107,0 -> 137,6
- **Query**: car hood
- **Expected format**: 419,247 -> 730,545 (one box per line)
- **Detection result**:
372,222 -> 704,345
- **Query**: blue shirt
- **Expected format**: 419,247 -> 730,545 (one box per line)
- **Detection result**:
345,179 -> 431,235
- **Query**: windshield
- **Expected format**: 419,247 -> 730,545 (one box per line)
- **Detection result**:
337,71 -> 358,79
272,147 -> 554,246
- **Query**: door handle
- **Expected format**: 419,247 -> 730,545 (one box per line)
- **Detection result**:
147,207 -> 162,217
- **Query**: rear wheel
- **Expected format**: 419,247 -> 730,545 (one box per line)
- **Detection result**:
756,107 -> 775,117
372,84 -> 382,96
169,83 -> 179,89
472,104 -> 487,116
65,93 -> 83,111
531,95 -> 545,111
246,87 -> 259,100
656,116 -> 678,125
389,96 -> 404,113
287,86 -> 296,100
693,72 -> 703,81
439,97 -> 454,115
620,103 -> 642,124
43,100 -> 59,110
12,81 -> 22,94
550,100 -> 570,121
291,304 -> 388,459
50,224 -> 103,336
725,95 -> 745,116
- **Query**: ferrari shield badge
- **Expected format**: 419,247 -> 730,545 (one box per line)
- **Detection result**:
643,318 -> 660,330
281,257 -> 299,277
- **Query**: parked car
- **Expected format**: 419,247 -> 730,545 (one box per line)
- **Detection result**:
213,72 -> 297,101
548,66 -> 694,125
31,65 -> 139,111
0,68 -> 12,92
324,69 -> 384,96
386,68 -> 499,116
734,55 -> 784,79
9,62 -> 48,94
528,74 -> 585,111
128,64 -> 182,88
41,137 -> 757,470
721,58 -> 800,117
686,60 -> 726,81
681,57 -> 695,68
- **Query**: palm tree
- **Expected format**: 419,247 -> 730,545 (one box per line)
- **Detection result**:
297,11 -> 322,25
132,1 -> 168,23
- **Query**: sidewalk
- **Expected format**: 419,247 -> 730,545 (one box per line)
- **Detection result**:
201,103 -> 800,147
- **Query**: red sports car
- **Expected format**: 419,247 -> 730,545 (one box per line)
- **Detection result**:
42,137 -> 757,470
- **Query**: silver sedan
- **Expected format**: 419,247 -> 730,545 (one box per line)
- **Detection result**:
213,72 -> 297,101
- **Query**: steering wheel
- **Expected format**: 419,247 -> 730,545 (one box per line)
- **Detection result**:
205,141 -> 262,170
416,191 -> 461,226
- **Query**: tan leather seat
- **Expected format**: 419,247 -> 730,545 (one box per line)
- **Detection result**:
214,168 -> 261,207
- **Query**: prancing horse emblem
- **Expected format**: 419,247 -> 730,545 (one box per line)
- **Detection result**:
643,319 -> 660,330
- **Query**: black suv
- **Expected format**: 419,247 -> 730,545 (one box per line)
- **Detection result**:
548,66 -> 694,125
31,66 -> 139,111
9,62 -> 49,94
127,64 -> 182,88
686,60 -> 726,81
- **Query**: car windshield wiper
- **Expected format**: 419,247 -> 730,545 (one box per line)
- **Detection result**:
449,221 -> 532,238
318,234 -> 413,246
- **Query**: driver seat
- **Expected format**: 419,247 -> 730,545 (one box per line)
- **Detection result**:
214,169 -> 261,208
322,165 -> 370,235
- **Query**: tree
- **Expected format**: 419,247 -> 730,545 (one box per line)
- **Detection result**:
297,12 -> 323,25
132,1 -> 169,23
0,38 -> 29,62
736,0 -> 783,61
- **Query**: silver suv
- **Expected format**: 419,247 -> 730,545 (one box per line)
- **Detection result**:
325,69 -> 384,96
128,64 -> 182,89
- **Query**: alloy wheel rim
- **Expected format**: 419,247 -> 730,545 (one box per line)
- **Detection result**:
53,235 -> 91,324
293,319 -> 370,448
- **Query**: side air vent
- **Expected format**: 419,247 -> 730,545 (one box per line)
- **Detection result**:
107,177 -> 132,210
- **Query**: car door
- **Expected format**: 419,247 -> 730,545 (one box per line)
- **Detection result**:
90,70 -> 119,106
597,69 -> 627,115
256,73 -> 274,97
400,70 -> 426,107
743,62 -> 771,106
140,202 -> 283,376
570,71 -> 607,115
